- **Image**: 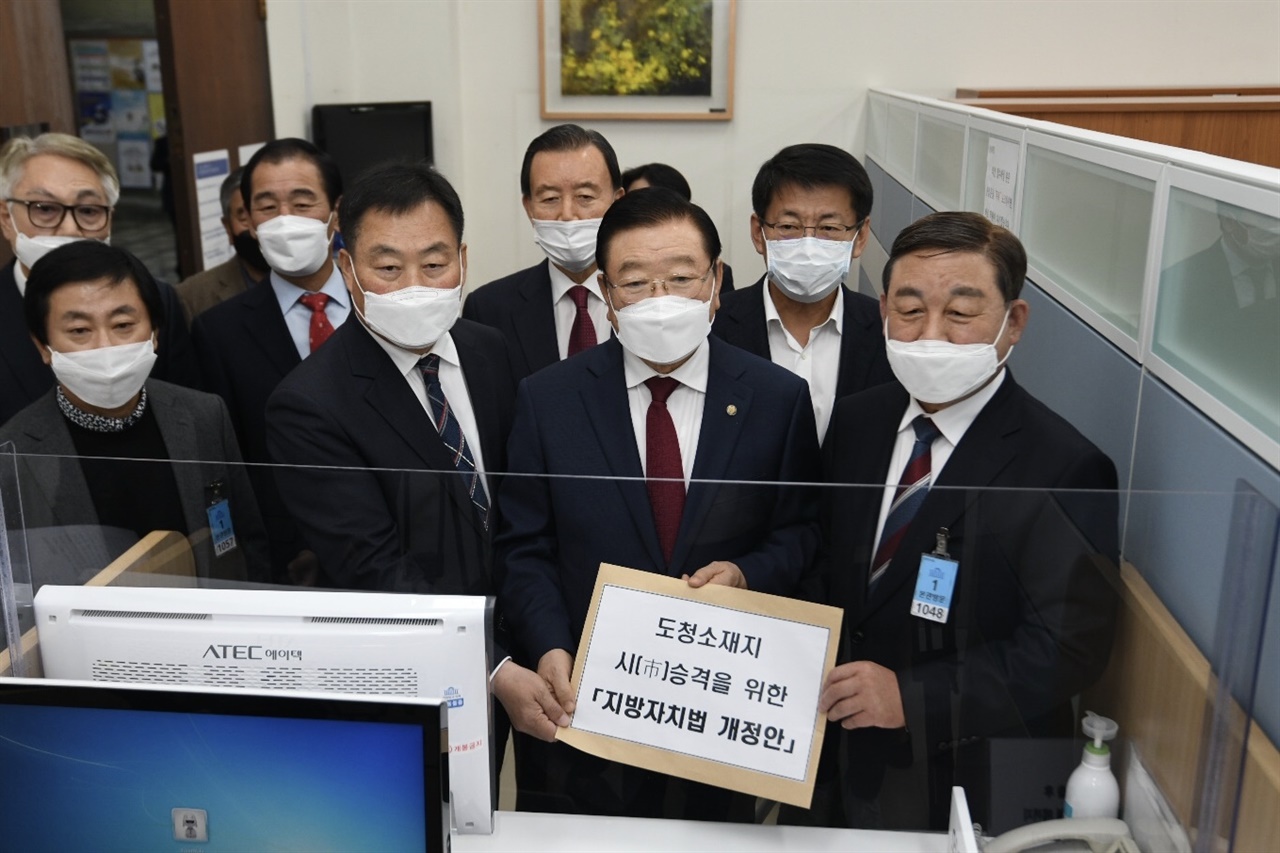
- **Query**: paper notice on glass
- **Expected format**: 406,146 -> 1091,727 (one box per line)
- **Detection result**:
192,150 -> 233,272
983,137 -> 1020,230
557,563 -> 843,808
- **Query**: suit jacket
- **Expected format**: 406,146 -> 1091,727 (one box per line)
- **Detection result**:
0,260 -> 203,426
176,256 -> 257,324
821,375 -> 1119,830
0,380 -> 269,583
190,279 -> 306,574
711,275 -> 894,401
462,260 -> 560,382
497,336 -> 822,666
265,317 -> 516,597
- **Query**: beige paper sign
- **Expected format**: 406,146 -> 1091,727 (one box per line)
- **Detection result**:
556,563 -> 843,808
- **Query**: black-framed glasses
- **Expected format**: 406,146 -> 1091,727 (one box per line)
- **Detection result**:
604,265 -> 716,304
762,218 -> 865,240
6,198 -> 113,232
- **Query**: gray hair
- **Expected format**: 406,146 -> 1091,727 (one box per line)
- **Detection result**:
0,133 -> 121,206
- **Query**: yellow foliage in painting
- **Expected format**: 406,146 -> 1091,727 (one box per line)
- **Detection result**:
560,0 -> 714,96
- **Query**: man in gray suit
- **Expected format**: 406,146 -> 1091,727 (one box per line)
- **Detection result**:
0,241 -> 268,586
175,167 -> 269,323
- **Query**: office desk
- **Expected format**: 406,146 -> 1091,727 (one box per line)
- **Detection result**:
453,810 -> 948,852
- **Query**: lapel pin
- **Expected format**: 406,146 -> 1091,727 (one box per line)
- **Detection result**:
726,404 -> 738,416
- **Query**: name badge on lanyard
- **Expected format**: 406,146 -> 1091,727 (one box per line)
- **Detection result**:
205,479 -> 237,557
911,528 -> 957,624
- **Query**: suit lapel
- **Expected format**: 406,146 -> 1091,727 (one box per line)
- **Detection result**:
671,339 -> 751,571
515,262 -> 560,373
347,323 -> 484,534
240,284 -> 302,378
860,377 -> 1022,618
453,323 -> 504,468
148,382 -> 212,535
12,393 -> 95,528
1,264 -> 53,399
834,293 -> 883,398
579,341 -> 664,569
715,277 -> 771,359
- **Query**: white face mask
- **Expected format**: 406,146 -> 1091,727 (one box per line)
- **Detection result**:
351,257 -> 463,350
884,310 -> 1013,405
764,233 -> 852,303
611,294 -> 712,366
13,232 -> 111,272
531,218 -> 602,274
255,213 -> 334,277
49,337 -> 157,410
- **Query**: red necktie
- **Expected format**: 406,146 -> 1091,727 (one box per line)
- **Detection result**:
645,376 -> 685,566
567,286 -> 597,357
299,293 -> 335,353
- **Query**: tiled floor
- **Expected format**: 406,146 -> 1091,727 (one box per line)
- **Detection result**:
113,189 -> 181,284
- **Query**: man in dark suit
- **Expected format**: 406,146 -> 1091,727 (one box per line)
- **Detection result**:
191,138 -> 346,581
0,133 -> 201,425
265,160 -> 561,753
712,144 -> 892,443
497,189 -> 822,818
463,124 -> 624,381
814,212 -> 1118,831
175,167 -> 268,323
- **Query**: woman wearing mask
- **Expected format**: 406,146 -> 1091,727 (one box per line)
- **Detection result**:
0,241 -> 268,586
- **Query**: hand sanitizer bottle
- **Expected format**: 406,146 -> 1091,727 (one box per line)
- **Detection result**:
1064,711 -> 1120,819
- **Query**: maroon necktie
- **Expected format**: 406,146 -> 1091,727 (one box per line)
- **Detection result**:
299,292 -> 334,353
567,286 -> 597,357
869,416 -> 941,588
645,377 -> 685,566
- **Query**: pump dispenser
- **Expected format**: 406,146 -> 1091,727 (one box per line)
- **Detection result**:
1064,711 -> 1120,819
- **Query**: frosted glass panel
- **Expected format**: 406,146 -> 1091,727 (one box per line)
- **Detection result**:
1153,188 -> 1280,440
885,102 -> 916,179
867,97 -> 888,162
916,114 -> 964,210
1021,147 -> 1154,338
964,129 -> 991,213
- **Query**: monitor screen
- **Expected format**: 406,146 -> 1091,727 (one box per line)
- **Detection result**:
0,677 -> 446,852
312,101 -> 433,184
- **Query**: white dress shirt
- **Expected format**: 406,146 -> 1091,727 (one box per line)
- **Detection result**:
366,325 -> 490,501
764,282 -> 844,444
271,266 -> 351,360
549,262 -> 611,359
622,338 -> 710,484
871,368 -> 1008,554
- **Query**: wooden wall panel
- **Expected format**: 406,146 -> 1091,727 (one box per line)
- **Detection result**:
0,0 -> 75,134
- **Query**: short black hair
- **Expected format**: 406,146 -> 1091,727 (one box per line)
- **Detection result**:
242,138 -> 343,209
520,124 -> 622,197
883,212 -> 1028,303
751,143 -> 873,223
339,160 -> 464,252
24,241 -> 164,345
621,163 -> 692,200
596,187 -> 721,273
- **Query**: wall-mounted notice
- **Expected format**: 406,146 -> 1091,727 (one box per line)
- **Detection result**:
983,137 -> 1020,230
558,563 -> 842,808
238,142 -> 266,166
193,150 -> 233,272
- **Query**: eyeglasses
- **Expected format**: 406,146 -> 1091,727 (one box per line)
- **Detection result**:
762,219 -> 865,240
6,198 -> 113,232
605,265 -> 716,304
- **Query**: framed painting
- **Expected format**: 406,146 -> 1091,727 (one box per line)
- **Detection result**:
539,0 -> 736,121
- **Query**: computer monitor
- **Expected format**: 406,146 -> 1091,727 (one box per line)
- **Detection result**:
312,101 -> 433,182
0,676 -> 447,852
33,585 -> 494,834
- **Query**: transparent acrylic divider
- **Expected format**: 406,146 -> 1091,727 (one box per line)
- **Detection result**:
0,442 -> 34,677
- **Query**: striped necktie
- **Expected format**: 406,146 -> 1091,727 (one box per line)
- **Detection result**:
869,415 -> 941,588
419,354 -> 489,528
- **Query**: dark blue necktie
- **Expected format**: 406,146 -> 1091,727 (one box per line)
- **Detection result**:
870,415 -> 941,588
419,354 -> 489,528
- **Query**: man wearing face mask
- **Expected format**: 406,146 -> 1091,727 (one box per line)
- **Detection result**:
176,167 -> 269,322
810,213 -> 1118,831
191,138 -> 346,582
0,133 -> 202,426
463,124 -> 623,381
497,189 -> 821,818
0,241 -> 268,584
713,144 -> 893,444
265,162 -> 551,758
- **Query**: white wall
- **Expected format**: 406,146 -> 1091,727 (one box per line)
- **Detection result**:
265,0 -> 1280,290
